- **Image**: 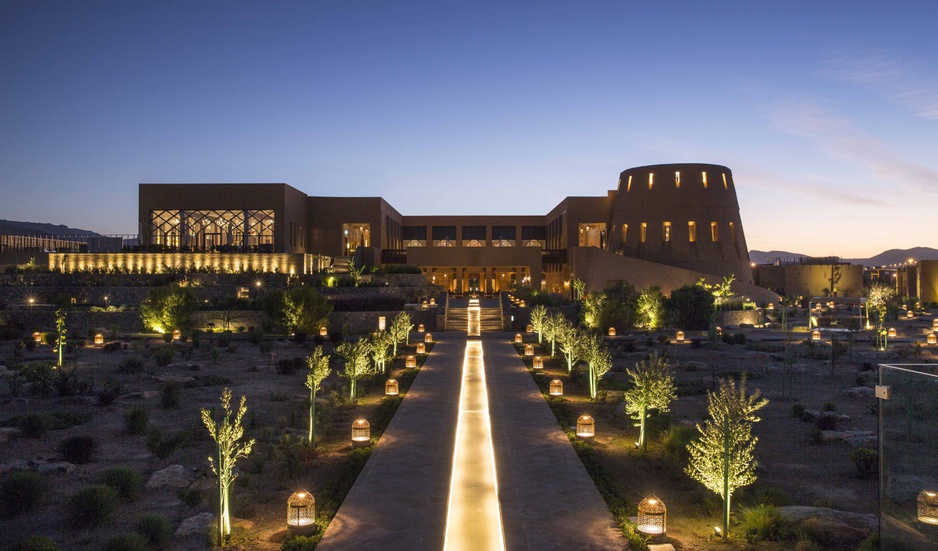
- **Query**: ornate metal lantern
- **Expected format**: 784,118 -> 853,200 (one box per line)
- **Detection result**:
919,490 -> 938,525
287,491 -> 316,534
576,414 -> 595,439
514,333 -> 522,343
524,344 -> 534,357
533,356 -> 543,370
405,355 -> 417,368
416,343 -> 426,354
385,379 -> 399,396
637,495 -> 667,536
351,419 -> 370,448
549,379 -> 563,396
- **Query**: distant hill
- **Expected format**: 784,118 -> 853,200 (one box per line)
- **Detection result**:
751,247 -> 938,267
0,219 -> 102,237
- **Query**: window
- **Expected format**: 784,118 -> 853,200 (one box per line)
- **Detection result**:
722,173 -> 728,189
663,221 -> 671,242
688,221 -> 696,243
432,226 -> 456,247
150,209 -> 274,251
675,172 -> 680,188
627,175 -> 632,192
648,173 -> 654,190
492,225 -> 516,247
702,171 -> 708,188
640,222 -> 647,243
342,223 -> 370,254
730,222 -> 737,243
711,222 -> 719,242
462,225 -> 486,247
621,224 -> 628,244
578,223 -> 607,248
403,226 -> 427,247
522,225 -> 545,247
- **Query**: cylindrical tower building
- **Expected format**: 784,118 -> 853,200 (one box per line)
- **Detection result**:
606,163 -> 752,283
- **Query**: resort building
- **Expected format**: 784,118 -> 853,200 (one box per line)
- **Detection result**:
48,163 -> 778,302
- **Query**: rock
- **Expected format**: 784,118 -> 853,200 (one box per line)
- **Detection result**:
175,512 -> 214,537
146,464 -> 195,489
35,461 -> 75,474
155,374 -> 195,384
0,460 -> 30,475
843,386 -> 875,399
779,506 -> 877,532
886,475 -> 927,502
684,361 -> 708,372
189,476 -> 216,492
0,427 -> 19,443
820,430 -> 876,447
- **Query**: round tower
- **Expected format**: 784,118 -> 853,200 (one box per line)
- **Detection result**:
606,163 -> 752,283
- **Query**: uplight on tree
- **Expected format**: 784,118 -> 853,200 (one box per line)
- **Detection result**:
389,311 -> 413,356
624,353 -> 677,452
305,347 -> 331,446
369,331 -> 393,374
337,338 -> 374,404
583,333 -> 612,400
685,377 -> 768,539
556,322 -> 585,374
530,305 -> 548,344
54,308 -> 67,368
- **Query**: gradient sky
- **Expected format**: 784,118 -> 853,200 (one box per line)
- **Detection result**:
2,1 -> 936,257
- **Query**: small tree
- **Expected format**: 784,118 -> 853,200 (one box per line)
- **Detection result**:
557,321 -> 586,373
667,284 -> 715,330
572,278 -> 586,302
347,257 -> 365,287
336,338 -> 373,404
637,285 -> 665,329
264,287 -> 333,335
530,305 -> 548,344
686,377 -> 768,539
305,347 -> 331,446
201,388 -> 255,545
867,283 -> 895,350
624,353 -> 677,451
583,334 -> 612,400
543,312 -> 566,357
370,331 -> 393,373
139,284 -> 198,335
55,308 -> 67,368
389,311 -> 413,356
580,291 -> 605,330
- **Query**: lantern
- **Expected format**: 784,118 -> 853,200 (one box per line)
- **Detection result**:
675,331 -> 685,342
811,329 -> 821,341
378,316 -> 386,331
524,344 -> 534,357
32,332 -> 42,343
418,324 -> 425,333
526,324 -> 533,333
716,326 -> 723,337
424,333 -> 433,343
767,303 -> 775,310
351,419 -> 370,448
607,327 -> 616,337
416,343 -> 426,354
888,327 -> 897,338
907,310 -> 914,318
514,333 -> 522,343
421,300 -> 428,310
576,415 -> 595,439
385,379 -> 399,396
94,333 -> 104,345
932,319 -> 938,332
549,379 -> 563,396
405,355 -> 417,368
928,333 -> 937,345
172,329 -> 181,341
519,301 -> 526,307
286,491 -> 316,534
919,490 -> 938,525
319,327 -> 328,337
429,298 -> 436,306
533,356 -> 543,370
637,495 -> 667,536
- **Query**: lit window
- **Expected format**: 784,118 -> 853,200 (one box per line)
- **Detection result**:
675,172 -> 680,188
627,175 -> 632,192
730,222 -> 737,243
688,221 -> 696,243
621,224 -> 628,244
648,173 -> 654,190
722,173 -> 728,189
663,221 -> 671,242
711,222 -> 719,242
640,222 -> 647,243
702,172 -> 708,188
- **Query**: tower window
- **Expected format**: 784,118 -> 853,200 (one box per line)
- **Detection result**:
627,175 -> 632,192
730,222 -> 737,243
702,172 -> 708,188
621,224 -> 628,244
648,173 -> 654,190
688,221 -> 696,242
722,173 -> 728,189
663,221 -> 671,242
675,172 -> 680,188
711,222 -> 720,242
640,222 -> 647,243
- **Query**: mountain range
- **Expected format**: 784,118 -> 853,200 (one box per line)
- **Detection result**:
0,219 -> 102,237
750,247 -> 938,267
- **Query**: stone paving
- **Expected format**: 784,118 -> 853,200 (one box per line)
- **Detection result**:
316,334 -> 625,551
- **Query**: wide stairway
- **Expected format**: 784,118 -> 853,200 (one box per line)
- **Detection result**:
445,297 -> 503,332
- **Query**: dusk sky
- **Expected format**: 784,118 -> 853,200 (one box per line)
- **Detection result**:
2,1 -> 936,257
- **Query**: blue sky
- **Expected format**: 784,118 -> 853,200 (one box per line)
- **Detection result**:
2,1 -> 936,257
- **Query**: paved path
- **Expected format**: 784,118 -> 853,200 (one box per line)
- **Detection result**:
485,335 -> 626,551
317,334 -> 625,551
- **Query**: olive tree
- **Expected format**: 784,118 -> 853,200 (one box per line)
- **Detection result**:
370,330 -> 393,374
557,321 -> 586,373
582,333 -> 612,400
336,338 -> 373,404
263,287 -> 332,335
530,305 -> 548,344
624,353 -> 677,451
55,309 -> 67,368
686,377 -> 768,539
139,284 -> 198,335
305,347 -> 331,446
389,311 -> 413,356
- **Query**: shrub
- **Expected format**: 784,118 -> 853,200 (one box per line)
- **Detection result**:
146,427 -> 185,460
124,405 -> 150,435
740,504 -> 790,542
258,341 -> 272,354
790,403 -> 805,418
248,328 -> 264,346
53,367 -> 94,397
177,487 -> 203,508
135,514 -> 172,548
282,535 -> 319,551
66,485 -> 118,529
217,331 -> 231,348
58,435 -> 97,464
1,471 -> 48,517
851,448 -> 878,479
19,412 -> 51,438
660,425 -> 696,460
153,346 -> 174,367
100,533 -> 150,551
822,401 -> 836,412
98,379 -> 122,406
160,382 -> 181,409
118,356 -> 145,374
277,357 -> 304,375
816,412 -> 839,431
162,332 -> 173,343
11,536 -> 61,551
100,466 -> 142,500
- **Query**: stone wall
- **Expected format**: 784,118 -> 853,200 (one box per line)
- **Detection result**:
716,309 -> 765,327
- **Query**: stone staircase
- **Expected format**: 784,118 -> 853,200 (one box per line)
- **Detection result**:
478,298 -> 503,332
445,298 -> 469,332
444,297 -> 503,332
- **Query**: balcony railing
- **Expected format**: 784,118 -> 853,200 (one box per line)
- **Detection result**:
381,249 -> 407,264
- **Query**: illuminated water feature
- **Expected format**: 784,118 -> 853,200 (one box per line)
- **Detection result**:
443,340 -> 505,550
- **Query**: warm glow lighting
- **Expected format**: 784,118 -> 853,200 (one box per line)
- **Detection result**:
417,343 -> 426,354
468,298 -> 480,337
385,379 -> 399,396
525,324 -> 533,333
287,490 -> 316,533
405,355 -> 417,368
524,344 -> 534,357
928,333 -> 937,345
675,331 -> 684,342
533,356 -> 543,370
888,328 -> 897,338
443,341 -> 505,551
576,414 -> 595,439
811,329 -> 821,341
351,419 -> 370,448
907,310 -> 914,318
933,319 -> 938,332
319,327 -> 328,337
32,332 -> 42,343
172,329 -> 181,341
94,334 -> 104,345
378,316 -> 386,331
919,490 -> 938,525
514,333 -> 522,343
425,333 -> 433,343
549,379 -> 563,396
637,495 -> 667,536
418,324 -> 426,333
607,327 -> 616,336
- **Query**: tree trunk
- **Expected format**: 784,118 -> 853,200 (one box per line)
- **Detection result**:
216,441 -> 224,546
350,377 -> 357,405
640,404 -> 648,452
308,387 -> 315,445
722,416 -> 730,538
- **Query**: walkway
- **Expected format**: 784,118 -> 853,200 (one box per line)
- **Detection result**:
316,334 -> 625,551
